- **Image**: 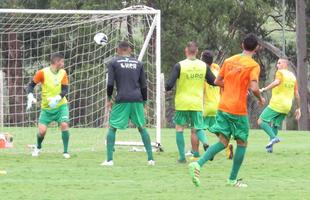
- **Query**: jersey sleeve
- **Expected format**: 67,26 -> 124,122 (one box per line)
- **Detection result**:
33,70 -> 44,84
275,70 -> 283,82
218,61 -> 226,78
61,71 -> 69,85
250,65 -> 260,81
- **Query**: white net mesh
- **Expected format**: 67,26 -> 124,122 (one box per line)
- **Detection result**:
0,8 -> 160,153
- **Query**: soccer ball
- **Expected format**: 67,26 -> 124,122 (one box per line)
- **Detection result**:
94,33 -> 108,46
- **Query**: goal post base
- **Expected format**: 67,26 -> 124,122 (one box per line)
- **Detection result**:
115,141 -> 164,152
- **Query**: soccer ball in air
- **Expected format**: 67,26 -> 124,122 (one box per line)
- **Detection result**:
94,33 -> 108,46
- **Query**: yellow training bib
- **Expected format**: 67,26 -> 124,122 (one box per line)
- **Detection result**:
269,69 -> 296,114
203,63 -> 220,116
175,59 -> 206,111
41,67 -> 67,109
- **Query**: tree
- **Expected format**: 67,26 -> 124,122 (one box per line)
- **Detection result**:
296,0 -> 309,130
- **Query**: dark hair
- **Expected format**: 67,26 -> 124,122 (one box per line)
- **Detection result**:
118,41 -> 131,50
51,53 -> 64,64
243,33 -> 258,51
201,50 -> 213,65
186,41 -> 198,54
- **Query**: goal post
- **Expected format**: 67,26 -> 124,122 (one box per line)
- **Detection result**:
0,5 -> 162,152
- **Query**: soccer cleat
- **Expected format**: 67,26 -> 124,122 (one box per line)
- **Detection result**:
226,144 -> 234,160
100,160 -> 114,166
31,146 -> 41,157
63,153 -> 71,159
148,160 -> 155,166
266,146 -> 273,153
189,162 -> 201,187
266,137 -> 280,153
185,151 -> 194,157
227,179 -> 248,188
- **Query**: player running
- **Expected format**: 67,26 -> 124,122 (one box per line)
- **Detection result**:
258,58 -> 301,153
26,53 -> 70,159
101,41 -> 154,166
166,42 -> 216,163
189,34 -> 265,187
190,50 -> 233,161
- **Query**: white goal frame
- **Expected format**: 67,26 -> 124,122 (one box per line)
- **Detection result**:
0,5 -> 162,150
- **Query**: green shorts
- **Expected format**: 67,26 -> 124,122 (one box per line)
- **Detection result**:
109,102 -> 145,129
173,111 -> 204,130
203,116 -> 216,130
209,110 -> 249,142
259,106 -> 286,128
39,104 -> 69,126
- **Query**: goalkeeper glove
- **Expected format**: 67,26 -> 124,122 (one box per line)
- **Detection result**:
48,95 -> 62,109
26,93 -> 37,111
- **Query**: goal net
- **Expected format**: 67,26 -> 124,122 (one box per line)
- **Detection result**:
0,6 -> 161,153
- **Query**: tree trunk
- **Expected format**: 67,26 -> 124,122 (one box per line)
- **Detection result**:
296,0 -> 309,130
6,32 -> 25,125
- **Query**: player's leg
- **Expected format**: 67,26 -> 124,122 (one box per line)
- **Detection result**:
174,111 -> 188,163
130,102 -> 154,164
227,114 -> 249,187
102,103 -> 130,166
191,111 -> 208,147
32,123 -> 47,156
190,128 -> 200,159
60,122 -> 70,158
57,104 -> 71,158
189,111 -> 231,186
258,107 -> 281,152
33,109 -> 51,156
258,107 -> 277,140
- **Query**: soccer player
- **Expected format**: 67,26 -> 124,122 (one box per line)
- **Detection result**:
258,58 -> 301,153
189,34 -> 265,187
165,42 -> 216,163
190,50 -> 233,160
101,41 -> 154,166
26,53 -> 70,159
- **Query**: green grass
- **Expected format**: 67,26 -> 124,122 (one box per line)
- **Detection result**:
0,128 -> 310,200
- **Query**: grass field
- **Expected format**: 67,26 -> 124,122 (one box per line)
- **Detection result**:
0,128 -> 310,200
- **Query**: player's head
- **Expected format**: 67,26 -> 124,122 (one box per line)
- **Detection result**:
242,33 -> 258,52
201,50 -> 213,65
185,41 -> 198,57
277,58 -> 289,69
51,53 -> 64,69
117,41 -> 132,56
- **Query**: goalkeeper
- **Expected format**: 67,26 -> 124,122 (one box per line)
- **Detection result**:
26,53 -> 70,159
101,41 -> 154,166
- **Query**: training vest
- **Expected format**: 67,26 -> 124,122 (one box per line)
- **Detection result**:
203,63 -> 220,116
41,67 -> 67,109
269,69 -> 296,114
175,59 -> 206,111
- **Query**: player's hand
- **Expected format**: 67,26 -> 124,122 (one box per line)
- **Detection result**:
47,95 -> 61,109
295,108 -> 301,120
258,97 -> 265,107
26,93 -> 37,111
144,103 -> 148,115
259,88 -> 265,93
106,100 -> 112,112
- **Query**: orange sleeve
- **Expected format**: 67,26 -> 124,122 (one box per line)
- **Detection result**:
250,65 -> 260,81
61,71 -> 69,85
33,70 -> 44,84
219,62 -> 226,78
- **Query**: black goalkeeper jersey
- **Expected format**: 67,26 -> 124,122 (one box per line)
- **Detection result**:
107,56 -> 147,103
